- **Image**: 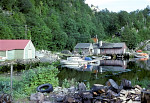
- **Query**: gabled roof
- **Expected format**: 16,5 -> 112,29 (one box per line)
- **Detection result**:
75,43 -> 92,49
0,40 -> 30,51
100,43 -> 125,49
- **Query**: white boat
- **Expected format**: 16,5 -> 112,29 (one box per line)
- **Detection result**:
61,64 -> 82,69
88,60 -> 100,66
102,55 -> 111,60
60,57 -> 88,65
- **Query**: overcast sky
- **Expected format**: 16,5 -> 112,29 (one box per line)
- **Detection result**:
85,0 -> 150,12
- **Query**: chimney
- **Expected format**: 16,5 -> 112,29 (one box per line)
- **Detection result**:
96,35 -> 98,43
99,41 -> 102,47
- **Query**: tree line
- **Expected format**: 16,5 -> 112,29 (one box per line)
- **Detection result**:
0,0 -> 150,50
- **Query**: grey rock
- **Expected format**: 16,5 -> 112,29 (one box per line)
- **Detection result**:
30,92 -> 44,103
68,86 -> 76,93
77,82 -> 86,92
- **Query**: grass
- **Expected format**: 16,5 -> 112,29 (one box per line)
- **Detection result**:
131,77 -> 150,88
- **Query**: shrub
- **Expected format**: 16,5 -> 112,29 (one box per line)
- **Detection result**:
0,77 -> 11,94
21,65 -> 59,95
131,77 -> 150,88
0,65 -> 60,100
62,78 -> 77,88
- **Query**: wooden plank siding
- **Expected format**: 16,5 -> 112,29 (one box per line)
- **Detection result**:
101,48 -> 124,54
100,43 -> 127,55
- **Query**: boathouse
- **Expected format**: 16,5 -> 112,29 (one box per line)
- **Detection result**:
100,42 -> 127,55
92,60 -> 127,73
0,40 -> 35,60
74,43 -> 93,55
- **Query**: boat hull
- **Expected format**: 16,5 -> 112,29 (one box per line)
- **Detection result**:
60,60 -> 88,65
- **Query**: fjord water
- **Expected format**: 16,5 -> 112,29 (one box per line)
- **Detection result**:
58,58 -> 150,87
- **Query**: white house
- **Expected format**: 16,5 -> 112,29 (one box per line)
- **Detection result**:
0,40 -> 35,60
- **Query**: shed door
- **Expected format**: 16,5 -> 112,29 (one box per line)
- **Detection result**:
28,49 -> 32,59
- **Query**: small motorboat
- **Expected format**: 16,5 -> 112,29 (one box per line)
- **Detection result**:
60,57 -> 88,65
61,64 -> 82,69
102,55 -> 111,60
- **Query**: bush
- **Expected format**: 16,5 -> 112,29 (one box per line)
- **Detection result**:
0,65 -> 60,100
0,77 -> 11,94
21,65 -> 59,95
62,78 -> 77,88
131,77 -> 150,88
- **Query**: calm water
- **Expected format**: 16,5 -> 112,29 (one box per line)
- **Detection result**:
58,58 -> 150,87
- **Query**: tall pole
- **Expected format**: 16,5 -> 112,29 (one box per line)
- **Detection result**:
10,63 -> 13,95
25,25 -> 27,39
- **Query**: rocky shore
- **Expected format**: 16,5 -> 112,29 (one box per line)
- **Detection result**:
28,79 -> 149,103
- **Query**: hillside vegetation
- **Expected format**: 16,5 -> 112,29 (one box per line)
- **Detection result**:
0,0 -> 150,50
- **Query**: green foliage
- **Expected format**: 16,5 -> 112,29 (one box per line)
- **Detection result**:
17,0 -> 33,13
0,0 -> 16,10
62,78 -> 77,88
109,37 -> 121,43
0,0 -> 150,50
21,65 -> 59,95
86,82 -> 90,90
131,77 -> 150,88
0,23 -> 13,39
0,77 -> 11,94
0,65 -> 59,99
121,27 -> 139,49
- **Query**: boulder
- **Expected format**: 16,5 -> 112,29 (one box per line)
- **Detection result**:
134,85 -> 142,91
106,79 -> 122,93
30,92 -> 44,103
77,82 -> 86,92
107,89 -> 120,98
81,91 -> 93,99
121,79 -> 132,89
68,86 -> 76,93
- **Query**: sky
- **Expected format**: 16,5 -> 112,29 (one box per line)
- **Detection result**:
85,0 -> 150,12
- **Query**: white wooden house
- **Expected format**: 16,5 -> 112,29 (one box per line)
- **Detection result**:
0,40 -> 35,60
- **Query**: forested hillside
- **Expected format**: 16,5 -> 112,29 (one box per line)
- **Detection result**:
0,0 -> 150,50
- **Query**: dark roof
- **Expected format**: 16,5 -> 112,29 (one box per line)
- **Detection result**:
100,43 -> 125,49
74,43 -> 92,49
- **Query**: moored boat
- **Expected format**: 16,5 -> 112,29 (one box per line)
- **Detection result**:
60,57 -> 88,65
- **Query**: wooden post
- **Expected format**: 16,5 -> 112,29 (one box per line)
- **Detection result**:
141,90 -> 150,103
10,63 -> 13,94
100,67 -> 102,74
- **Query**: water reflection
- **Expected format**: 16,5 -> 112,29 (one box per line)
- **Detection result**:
59,58 -> 150,87
133,58 -> 150,71
61,59 -> 128,73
